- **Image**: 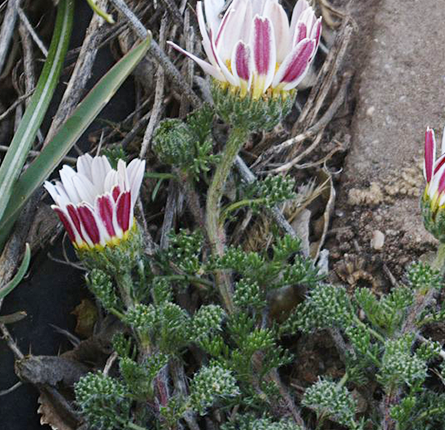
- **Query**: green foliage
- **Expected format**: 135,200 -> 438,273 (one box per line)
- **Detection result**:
244,175 -> 297,210
282,284 -> 353,334
191,304 -> 226,345
163,229 -> 204,275
222,414 -> 303,430
302,378 -> 362,430
152,105 -> 218,176
377,334 -> 428,391
408,262 -> 443,292
101,147 -> 127,168
75,371 -> 131,430
233,279 -> 266,311
355,285 -> 413,335
212,235 -> 320,290
86,269 -> 118,311
119,353 -> 169,399
190,362 -> 240,415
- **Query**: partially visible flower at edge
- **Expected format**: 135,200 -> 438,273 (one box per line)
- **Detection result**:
421,126 -> 445,243
168,0 -> 321,100
44,154 -> 145,250
423,127 -> 445,213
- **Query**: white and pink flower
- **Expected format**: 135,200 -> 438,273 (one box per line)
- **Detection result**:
423,127 -> 445,210
168,0 -> 321,99
44,155 -> 145,250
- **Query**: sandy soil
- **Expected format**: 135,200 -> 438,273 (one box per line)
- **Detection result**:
328,0 -> 445,280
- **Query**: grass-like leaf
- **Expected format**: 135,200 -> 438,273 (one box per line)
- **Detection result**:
0,0 -> 74,221
0,244 -> 31,300
0,35 -> 152,250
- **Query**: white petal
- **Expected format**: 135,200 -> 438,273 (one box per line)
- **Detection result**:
76,154 -> 94,181
104,170 -> 119,193
60,166 -> 82,203
290,0 -> 310,37
44,181 -> 68,207
442,124 -> 445,155
215,0 -> 249,62
209,31 -> 238,86
429,162 -> 445,198
127,159 -> 146,205
117,159 -> 130,191
72,174 -> 98,204
251,0 -> 267,16
167,41 -> 225,81
91,156 -> 113,194
197,1 -> 221,68
203,0 -> 225,34
263,0 -> 291,63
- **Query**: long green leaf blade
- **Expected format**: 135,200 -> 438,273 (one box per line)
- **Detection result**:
0,0 -> 74,221
0,244 -> 31,300
0,35 -> 152,244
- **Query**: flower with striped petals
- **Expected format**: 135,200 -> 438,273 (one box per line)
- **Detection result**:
422,127 -> 445,242
44,154 -> 145,250
168,0 -> 321,100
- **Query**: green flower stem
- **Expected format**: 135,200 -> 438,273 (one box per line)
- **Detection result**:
432,242 -> 445,273
115,271 -> 134,309
206,126 -> 249,313
220,198 -> 266,221
353,314 -> 385,343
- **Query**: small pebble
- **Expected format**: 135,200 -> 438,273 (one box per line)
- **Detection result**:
371,230 -> 385,250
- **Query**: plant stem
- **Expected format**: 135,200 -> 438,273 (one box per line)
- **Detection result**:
220,198 -> 265,220
206,126 -> 249,313
115,270 -> 134,309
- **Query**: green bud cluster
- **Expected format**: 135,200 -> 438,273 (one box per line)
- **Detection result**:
377,334 -> 428,391
421,196 -> 445,243
190,362 -> 240,415
282,284 -> 353,334
302,378 -> 361,430
78,226 -> 143,275
244,175 -> 297,210
233,279 -> 265,311
192,304 -> 225,344
211,82 -> 295,131
75,371 -> 131,430
164,229 -> 204,275
119,353 -> 169,399
86,269 -> 118,311
152,105 -> 218,175
222,414 -> 303,430
407,261 -> 443,292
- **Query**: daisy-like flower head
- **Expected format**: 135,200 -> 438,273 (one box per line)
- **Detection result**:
423,127 -> 445,211
168,0 -> 321,100
422,127 -> 445,242
44,154 -> 146,250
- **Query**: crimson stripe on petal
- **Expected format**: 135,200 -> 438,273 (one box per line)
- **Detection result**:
78,205 -> 101,245
438,169 -> 445,195
295,22 -> 307,44
66,204 -> 84,239
434,154 -> 445,175
97,195 -> 116,237
279,39 -> 314,85
112,185 -> 121,202
425,128 -> 435,182
116,191 -> 131,232
54,208 -> 76,243
253,16 -> 273,76
234,42 -> 251,81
